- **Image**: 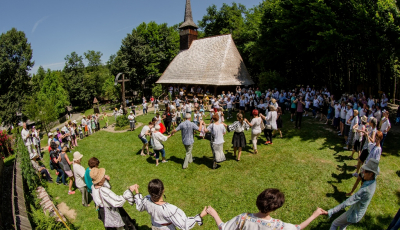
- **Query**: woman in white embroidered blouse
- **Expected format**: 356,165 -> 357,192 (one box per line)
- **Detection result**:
90,168 -> 136,230
132,179 -> 207,230
206,188 -> 326,230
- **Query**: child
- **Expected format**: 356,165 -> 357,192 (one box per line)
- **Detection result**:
91,116 -> 96,134
171,109 -> 177,127
193,109 -> 201,126
78,124 -> 84,139
217,108 -> 225,123
142,101 -> 148,115
176,107 -> 183,125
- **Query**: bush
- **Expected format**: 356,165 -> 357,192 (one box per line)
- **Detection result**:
0,130 -> 13,157
116,115 -> 129,128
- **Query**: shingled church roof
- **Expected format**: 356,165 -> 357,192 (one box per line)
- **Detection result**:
157,34 -> 254,86
179,0 -> 198,29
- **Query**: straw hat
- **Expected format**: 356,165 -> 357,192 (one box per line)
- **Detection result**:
271,98 -> 277,104
72,120 -> 77,124
90,168 -> 106,185
361,115 -> 368,123
73,152 -> 84,162
48,132 -> 53,136
361,158 -> 380,176
83,115 -> 86,118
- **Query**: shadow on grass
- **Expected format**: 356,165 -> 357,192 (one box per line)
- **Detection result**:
137,225 -> 152,230
326,183 -> 347,204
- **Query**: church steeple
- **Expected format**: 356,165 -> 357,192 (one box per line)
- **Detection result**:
179,0 -> 198,29
179,0 -> 198,50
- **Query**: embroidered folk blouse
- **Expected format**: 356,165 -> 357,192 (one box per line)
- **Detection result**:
134,194 -> 203,230
218,213 -> 300,230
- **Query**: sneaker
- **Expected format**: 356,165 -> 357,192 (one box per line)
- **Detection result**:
352,173 -> 359,177
264,141 -> 269,145
162,160 -> 168,163
63,183 -> 68,186
68,191 -> 75,195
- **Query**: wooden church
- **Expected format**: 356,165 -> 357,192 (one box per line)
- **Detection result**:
156,0 -> 254,95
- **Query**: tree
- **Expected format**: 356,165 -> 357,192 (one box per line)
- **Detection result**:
0,28 -> 34,125
24,96 -> 58,133
84,50 -> 103,69
112,22 -> 179,96
63,52 -> 88,107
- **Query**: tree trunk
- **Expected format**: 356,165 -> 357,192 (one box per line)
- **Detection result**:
377,62 -> 382,91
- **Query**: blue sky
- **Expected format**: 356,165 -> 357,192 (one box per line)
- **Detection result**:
1,0 -> 262,74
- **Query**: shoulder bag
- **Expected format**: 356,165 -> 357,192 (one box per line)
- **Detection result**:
99,188 -> 125,228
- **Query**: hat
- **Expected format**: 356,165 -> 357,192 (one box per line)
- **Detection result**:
115,108 -> 118,111
90,168 -> 106,184
361,158 -> 380,176
73,120 -> 77,124
130,111 -> 133,114
56,128 -> 59,131
73,152 -> 84,162
347,103 -> 352,107
361,115 -> 368,123
48,132 -> 53,136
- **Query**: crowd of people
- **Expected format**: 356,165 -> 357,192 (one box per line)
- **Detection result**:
20,84 -> 400,229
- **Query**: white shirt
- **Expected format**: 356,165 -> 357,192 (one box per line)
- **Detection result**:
72,163 -> 86,188
140,126 -> 150,137
250,117 -> 262,134
345,108 -> 353,125
266,111 -> 278,130
194,113 -> 202,122
381,97 -> 388,107
151,131 -> 168,150
313,99 -> 319,107
21,128 -> 32,146
368,99 -> 375,108
134,194 -> 202,230
374,110 -> 382,123
207,123 -> 226,145
91,181 -> 134,211
380,117 -> 391,134
334,104 -> 340,118
226,101 -> 233,109
128,115 -> 135,123
340,106 -> 346,119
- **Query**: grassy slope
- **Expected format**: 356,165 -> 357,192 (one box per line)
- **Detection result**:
40,112 -> 400,230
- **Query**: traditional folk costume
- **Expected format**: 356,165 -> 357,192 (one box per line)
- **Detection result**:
228,121 -> 249,148
134,194 -> 203,230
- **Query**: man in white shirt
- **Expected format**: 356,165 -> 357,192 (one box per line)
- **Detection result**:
367,96 -> 374,109
21,122 -> 33,156
128,111 -> 136,131
380,110 -> 391,149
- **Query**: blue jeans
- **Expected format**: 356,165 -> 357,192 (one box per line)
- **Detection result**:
143,108 -> 147,114
388,208 -> 400,230
154,148 -> 165,160
55,168 -> 66,184
381,133 -> 387,149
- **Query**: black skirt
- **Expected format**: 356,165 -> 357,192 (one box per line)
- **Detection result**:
232,132 -> 246,148
276,116 -> 283,129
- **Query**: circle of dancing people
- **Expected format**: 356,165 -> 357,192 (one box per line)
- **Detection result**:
21,84 -> 399,229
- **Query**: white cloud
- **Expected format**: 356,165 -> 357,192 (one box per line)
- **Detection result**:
32,16 -> 49,33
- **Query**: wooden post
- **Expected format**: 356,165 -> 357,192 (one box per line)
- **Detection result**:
122,74 -> 126,114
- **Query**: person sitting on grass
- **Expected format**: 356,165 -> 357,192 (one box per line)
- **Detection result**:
31,154 -> 53,183
328,159 -> 379,230
151,125 -> 171,166
132,179 -> 207,230
206,188 -> 326,229
139,122 -> 154,156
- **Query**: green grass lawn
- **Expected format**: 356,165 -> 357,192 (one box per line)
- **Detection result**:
38,112 -> 400,230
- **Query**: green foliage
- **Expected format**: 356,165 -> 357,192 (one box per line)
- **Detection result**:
84,50 -> 103,68
16,137 -> 42,192
116,115 -> 129,127
112,21 -> 179,95
0,28 -> 34,125
30,205 -> 68,230
151,84 -> 163,98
